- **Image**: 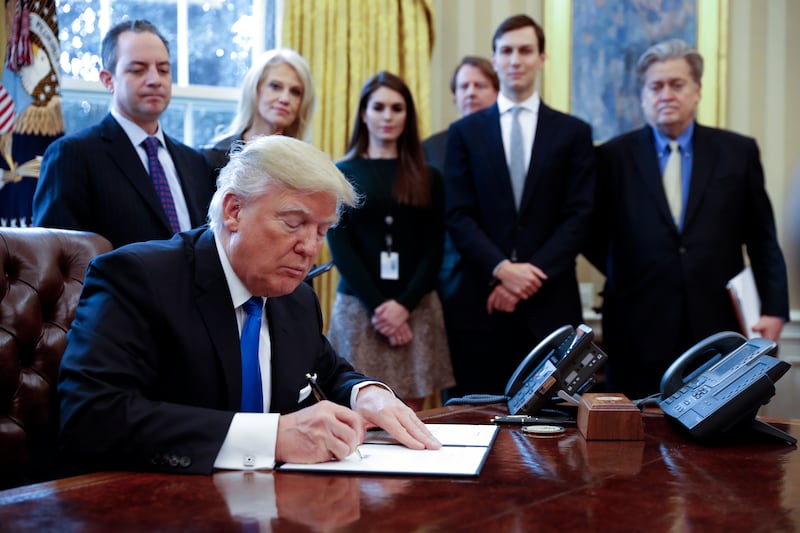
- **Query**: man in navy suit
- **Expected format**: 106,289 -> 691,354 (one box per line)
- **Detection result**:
57,135 -> 440,475
444,14 -> 596,395
33,20 -> 214,248
583,39 -> 789,399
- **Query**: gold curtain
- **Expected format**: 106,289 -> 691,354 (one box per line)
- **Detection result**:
283,0 -> 435,330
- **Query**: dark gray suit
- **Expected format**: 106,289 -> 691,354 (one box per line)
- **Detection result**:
58,228 -> 369,475
33,114 -> 214,248
584,124 -> 789,398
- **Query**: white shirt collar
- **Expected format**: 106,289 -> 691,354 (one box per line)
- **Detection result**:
213,231 -> 256,309
497,91 -> 541,116
110,108 -> 166,148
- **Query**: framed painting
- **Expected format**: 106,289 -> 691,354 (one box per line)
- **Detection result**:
542,0 -> 727,143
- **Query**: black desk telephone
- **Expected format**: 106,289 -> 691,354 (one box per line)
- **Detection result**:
505,324 -> 607,415
658,331 -> 795,445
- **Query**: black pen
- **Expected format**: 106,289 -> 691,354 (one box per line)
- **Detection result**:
492,415 -> 576,426
305,372 -> 327,402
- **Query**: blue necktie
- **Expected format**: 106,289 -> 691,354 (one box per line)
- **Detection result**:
240,297 -> 264,412
142,136 -> 181,234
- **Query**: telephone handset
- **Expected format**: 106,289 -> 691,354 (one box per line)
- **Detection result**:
659,331 -> 795,444
506,324 -> 608,416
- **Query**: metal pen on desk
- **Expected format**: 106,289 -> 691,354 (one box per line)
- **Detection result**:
305,373 -> 363,459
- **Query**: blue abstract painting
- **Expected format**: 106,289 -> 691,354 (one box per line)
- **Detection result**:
571,0 -> 697,142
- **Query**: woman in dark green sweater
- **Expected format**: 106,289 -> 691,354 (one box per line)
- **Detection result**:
327,72 -> 454,410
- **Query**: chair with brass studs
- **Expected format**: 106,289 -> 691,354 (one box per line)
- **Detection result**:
0,227 -> 112,488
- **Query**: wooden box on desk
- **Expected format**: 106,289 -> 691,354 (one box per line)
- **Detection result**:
577,393 -> 644,440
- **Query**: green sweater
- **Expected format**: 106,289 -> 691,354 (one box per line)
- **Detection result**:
328,158 -> 445,313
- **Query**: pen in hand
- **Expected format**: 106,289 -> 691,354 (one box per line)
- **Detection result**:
305,373 -> 363,460
305,372 -> 327,402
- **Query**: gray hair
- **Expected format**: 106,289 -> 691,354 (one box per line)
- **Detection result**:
208,136 -> 358,234
212,49 -> 316,142
636,39 -> 704,86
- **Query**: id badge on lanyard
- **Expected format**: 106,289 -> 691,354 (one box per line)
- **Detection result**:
380,214 -> 399,280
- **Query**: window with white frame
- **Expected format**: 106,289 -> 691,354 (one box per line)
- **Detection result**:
56,0 -> 277,147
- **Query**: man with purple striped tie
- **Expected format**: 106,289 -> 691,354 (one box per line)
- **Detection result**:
33,20 -> 214,248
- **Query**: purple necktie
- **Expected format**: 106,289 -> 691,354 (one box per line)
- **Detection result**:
142,136 -> 181,234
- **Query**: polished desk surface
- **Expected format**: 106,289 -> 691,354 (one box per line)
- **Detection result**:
0,404 -> 798,532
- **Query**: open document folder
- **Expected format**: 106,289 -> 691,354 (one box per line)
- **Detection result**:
726,266 -> 760,338
276,424 -> 499,477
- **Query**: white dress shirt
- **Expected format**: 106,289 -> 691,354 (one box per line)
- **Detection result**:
211,235 -> 384,469
110,108 -> 192,231
497,91 -> 540,178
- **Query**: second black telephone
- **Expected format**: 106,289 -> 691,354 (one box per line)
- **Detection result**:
658,331 -> 794,444
505,324 -> 607,415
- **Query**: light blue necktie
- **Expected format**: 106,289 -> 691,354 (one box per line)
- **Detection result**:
509,106 -> 526,209
240,297 -> 264,412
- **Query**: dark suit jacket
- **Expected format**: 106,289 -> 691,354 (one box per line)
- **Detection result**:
444,102 -> 595,338
57,227 -> 369,475
422,130 -> 448,174
584,124 -> 789,394
33,113 -> 214,248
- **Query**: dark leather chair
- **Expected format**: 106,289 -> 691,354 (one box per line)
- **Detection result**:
0,227 -> 112,488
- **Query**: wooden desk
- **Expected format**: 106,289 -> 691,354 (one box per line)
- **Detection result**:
1,405 -> 798,531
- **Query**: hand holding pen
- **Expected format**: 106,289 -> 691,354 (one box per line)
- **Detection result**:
305,373 -> 363,459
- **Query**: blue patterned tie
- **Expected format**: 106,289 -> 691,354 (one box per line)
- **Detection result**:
240,297 -> 264,413
142,136 -> 181,234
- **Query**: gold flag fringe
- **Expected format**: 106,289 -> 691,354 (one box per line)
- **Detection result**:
13,95 -> 63,136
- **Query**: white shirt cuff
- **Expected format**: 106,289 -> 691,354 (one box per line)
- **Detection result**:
214,412 -> 280,470
214,381 -> 391,470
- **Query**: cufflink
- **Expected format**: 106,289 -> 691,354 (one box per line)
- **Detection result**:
243,454 -> 255,467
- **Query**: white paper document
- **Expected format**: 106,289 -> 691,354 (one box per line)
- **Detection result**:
726,266 -> 760,338
276,424 -> 499,477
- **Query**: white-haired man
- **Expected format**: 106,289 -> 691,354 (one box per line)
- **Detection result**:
58,135 -> 439,476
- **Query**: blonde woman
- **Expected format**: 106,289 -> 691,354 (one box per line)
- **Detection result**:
202,48 -> 316,177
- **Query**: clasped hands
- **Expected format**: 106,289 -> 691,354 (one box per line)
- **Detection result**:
371,299 -> 412,346
487,260 -> 548,314
275,385 -> 440,464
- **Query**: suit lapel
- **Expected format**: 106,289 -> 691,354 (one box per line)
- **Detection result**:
683,124 -> 715,230
522,104 -> 557,210
481,105 -> 517,212
192,229 -> 242,408
164,135 -> 202,226
99,114 -> 173,233
632,126 -> 677,228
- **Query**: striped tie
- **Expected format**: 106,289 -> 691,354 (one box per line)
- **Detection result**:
142,136 -> 181,233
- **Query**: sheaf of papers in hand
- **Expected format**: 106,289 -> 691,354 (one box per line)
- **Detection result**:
726,266 -> 760,339
276,424 -> 499,477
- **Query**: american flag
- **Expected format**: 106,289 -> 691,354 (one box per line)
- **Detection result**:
0,0 -> 63,227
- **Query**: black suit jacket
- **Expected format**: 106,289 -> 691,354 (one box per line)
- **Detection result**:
584,124 -> 789,395
57,227 -> 369,474
422,129 -> 448,174
33,114 -> 214,248
444,102 -> 595,338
